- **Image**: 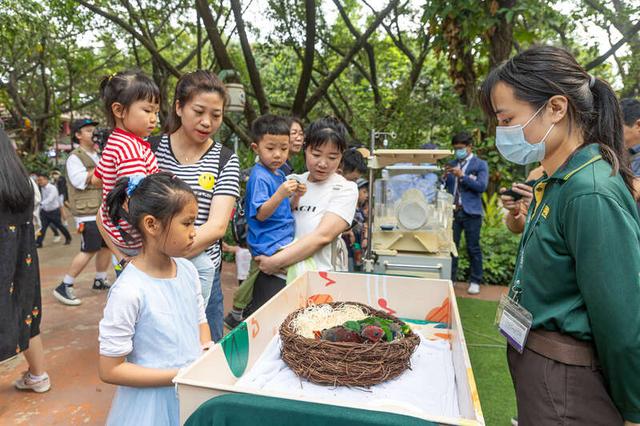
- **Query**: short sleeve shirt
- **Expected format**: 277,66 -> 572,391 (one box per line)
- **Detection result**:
245,163 -> 295,256
95,128 -> 159,250
155,134 -> 240,269
291,172 -> 358,270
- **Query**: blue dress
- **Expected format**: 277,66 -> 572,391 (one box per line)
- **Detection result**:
99,258 -> 204,426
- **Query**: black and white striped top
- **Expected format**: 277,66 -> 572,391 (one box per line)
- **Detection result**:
155,134 -> 240,269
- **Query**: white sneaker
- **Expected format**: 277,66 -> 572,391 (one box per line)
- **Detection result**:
14,371 -> 51,393
52,235 -> 62,243
467,282 -> 480,295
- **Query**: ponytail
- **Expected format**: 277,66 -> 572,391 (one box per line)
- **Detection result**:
588,78 -> 635,196
105,177 -> 135,243
105,172 -> 195,242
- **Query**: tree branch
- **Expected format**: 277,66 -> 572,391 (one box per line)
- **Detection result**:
292,0 -> 317,116
585,19 -> 640,70
76,0 -> 181,77
333,0 -> 381,106
302,0 -> 399,116
230,0 -> 270,114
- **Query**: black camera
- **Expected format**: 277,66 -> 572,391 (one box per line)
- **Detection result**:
92,128 -> 112,151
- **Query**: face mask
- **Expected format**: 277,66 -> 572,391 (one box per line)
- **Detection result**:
455,148 -> 468,160
495,103 -> 555,165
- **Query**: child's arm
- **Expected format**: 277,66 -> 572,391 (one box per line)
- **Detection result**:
256,180 -> 298,222
222,241 -> 238,254
96,210 -> 129,262
99,355 -> 178,387
199,323 -> 212,348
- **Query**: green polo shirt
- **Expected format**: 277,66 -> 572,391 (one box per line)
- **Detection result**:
511,143 -> 640,422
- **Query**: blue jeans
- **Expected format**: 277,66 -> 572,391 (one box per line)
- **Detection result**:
452,210 -> 483,284
189,252 -> 215,307
205,267 -> 224,342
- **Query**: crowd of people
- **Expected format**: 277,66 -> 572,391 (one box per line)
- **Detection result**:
1,44 -> 640,425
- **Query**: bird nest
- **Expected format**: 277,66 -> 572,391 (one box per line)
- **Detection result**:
279,302 -> 420,387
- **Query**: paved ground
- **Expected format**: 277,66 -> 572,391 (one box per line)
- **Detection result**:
0,240 -> 506,425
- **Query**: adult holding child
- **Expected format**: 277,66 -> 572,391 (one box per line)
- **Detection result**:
254,116 -> 358,308
152,70 -> 240,342
481,45 -> 640,425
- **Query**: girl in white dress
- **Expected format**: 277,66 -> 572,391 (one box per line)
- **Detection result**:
98,172 -> 212,426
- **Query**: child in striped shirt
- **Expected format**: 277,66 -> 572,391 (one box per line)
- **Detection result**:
92,70 -> 160,259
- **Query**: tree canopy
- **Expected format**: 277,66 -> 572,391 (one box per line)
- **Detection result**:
1,0 -> 638,185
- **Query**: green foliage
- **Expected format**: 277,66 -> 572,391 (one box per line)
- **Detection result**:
457,297 -> 516,425
455,192 -> 520,285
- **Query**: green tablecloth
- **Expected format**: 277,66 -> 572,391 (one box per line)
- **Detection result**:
185,393 -> 437,426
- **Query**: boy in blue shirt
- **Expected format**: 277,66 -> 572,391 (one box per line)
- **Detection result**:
224,115 -> 305,329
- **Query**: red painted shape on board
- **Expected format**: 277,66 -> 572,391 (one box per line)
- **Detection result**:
378,298 -> 397,315
319,271 -> 336,287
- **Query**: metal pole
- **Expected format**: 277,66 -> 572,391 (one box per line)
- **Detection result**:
364,129 -> 376,272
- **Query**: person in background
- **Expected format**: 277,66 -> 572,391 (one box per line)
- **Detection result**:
344,178 -> 369,271
443,131 -> 488,295
621,98 -> 640,176
52,118 -> 112,306
0,128 -> 50,393
340,147 -> 368,182
35,172 -> 72,248
222,242 -> 252,286
280,117 -> 304,176
50,169 -> 70,226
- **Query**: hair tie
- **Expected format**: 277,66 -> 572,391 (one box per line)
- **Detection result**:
589,74 -> 596,89
126,174 -> 145,196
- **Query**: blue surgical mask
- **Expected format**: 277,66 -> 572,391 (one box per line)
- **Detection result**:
455,148 -> 468,160
495,103 -> 555,165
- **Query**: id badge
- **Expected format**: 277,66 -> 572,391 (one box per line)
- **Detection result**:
495,294 -> 533,353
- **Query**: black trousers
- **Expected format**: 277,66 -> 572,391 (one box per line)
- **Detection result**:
452,210 -> 483,283
36,209 -> 71,244
247,272 -> 286,315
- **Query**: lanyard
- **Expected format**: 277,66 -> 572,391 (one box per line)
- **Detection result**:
510,178 -> 558,303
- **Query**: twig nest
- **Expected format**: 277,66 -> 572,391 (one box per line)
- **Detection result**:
279,302 -> 420,387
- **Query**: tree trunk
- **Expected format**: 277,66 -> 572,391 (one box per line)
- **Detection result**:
486,0 -> 516,70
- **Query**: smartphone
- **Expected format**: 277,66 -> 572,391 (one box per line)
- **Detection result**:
500,188 -> 523,201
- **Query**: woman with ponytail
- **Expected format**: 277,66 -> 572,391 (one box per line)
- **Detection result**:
481,45 -> 640,425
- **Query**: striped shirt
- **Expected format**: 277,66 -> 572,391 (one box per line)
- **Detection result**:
155,134 -> 240,269
94,128 -> 159,250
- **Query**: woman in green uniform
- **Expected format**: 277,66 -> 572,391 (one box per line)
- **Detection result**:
481,45 -> 640,425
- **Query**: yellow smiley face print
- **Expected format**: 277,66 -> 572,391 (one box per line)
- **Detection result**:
198,172 -> 216,191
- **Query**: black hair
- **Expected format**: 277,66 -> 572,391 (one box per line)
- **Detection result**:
250,114 -> 291,143
288,116 -> 304,132
621,98 -> 640,127
451,131 -> 473,146
0,128 -> 33,213
99,69 -> 160,128
342,147 -> 367,174
105,172 -> 196,243
480,45 -> 634,195
166,70 -> 227,134
36,172 -> 49,179
304,116 -> 348,153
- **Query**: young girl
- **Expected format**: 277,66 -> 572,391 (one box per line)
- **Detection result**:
99,172 -> 211,426
93,70 -> 161,259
